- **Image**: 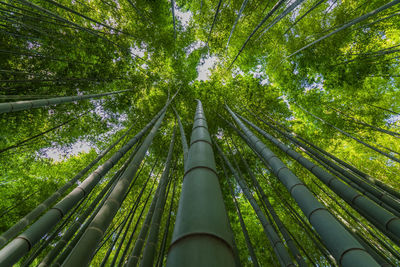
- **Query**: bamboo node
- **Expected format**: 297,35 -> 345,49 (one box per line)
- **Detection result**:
288,183 -> 304,195
385,217 -> 400,231
192,125 -> 209,132
51,207 -> 65,218
326,176 -> 336,186
339,247 -> 367,265
307,207 -> 328,221
76,186 -> 87,196
276,166 -> 289,177
309,164 -> 319,173
190,139 -> 212,147
183,165 -> 218,179
87,226 -> 104,236
350,194 -> 363,204
194,117 -> 207,122
16,236 -> 32,250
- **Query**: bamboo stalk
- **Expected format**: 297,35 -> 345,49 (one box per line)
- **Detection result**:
224,165 -> 260,267
226,105 -> 379,266
0,103 -> 169,266
100,161 -> 152,267
231,139 -> 307,267
62,107 -> 168,266
0,122 -> 135,247
173,108 -> 188,166
0,89 -> 130,114
297,105 -> 400,163
287,0 -> 400,58
257,109 -> 400,201
155,177 -> 177,267
166,100 -> 235,266
237,112 -> 400,244
139,128 -> 176,267
215,141 -> 295,267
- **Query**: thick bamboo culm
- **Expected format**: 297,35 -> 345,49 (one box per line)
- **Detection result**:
100,162 -> 153,267
52,148 -> 154,266
226,105 -> 380,266
236,112 -> 400,245
166,100 -> 235,266
261,111 -> 400,201
115,164 -> 161,267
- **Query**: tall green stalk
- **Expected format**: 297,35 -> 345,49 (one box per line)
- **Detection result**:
287,0 -> 400,58
327,105 -> 400,138
0,104 -> 168,266
173,108 -> 188,166
313,189 -> 392,266
139,127 -> 176,267
39,154 -> 149,267
51,147 -> 154,267
228,0 -> 286,68
0,109 -> 91,154
231,140 -> 307,267
124,181 -> 160,267
224,168 -> 259,267
156,177 -> 177,267
166,100 -> 235,266
226,105 -> 379,267
283,0 -> 326,34
0,123 -> 135,247
22,191 -> 89,266
258,0 -> 305,39
206,0 -> 223,46
297,104 -> 400,163
304,147 -> 400,218
286,120 -> 400,200
255,108 -> 400,202
237,113 -> 400,244
215,141 -> 294,267
0,89 -> 131,114
100,162 -> 152,267
61,108 -> 168,266
116,165 -> 161,267
226,0 -> 248,49
276,188 -> 336,266
315,181 -> 398,265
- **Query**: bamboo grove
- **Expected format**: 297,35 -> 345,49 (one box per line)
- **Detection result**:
0,0 -> 400,266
